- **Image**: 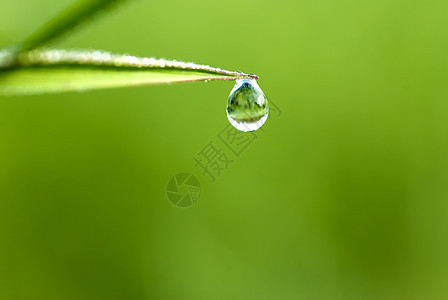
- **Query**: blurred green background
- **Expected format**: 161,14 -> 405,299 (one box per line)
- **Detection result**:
1,0 -> 448,299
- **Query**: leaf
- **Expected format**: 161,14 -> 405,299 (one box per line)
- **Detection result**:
0,1 -> 260,96
0,49 -> 258,96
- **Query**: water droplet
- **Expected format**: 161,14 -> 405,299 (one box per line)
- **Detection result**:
226,79 -> 269,132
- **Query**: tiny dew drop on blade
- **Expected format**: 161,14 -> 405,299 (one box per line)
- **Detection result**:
226,79 -> 269,132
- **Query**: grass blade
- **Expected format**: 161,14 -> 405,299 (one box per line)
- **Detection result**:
12,0 -> 128,54
0,49 -> 258,96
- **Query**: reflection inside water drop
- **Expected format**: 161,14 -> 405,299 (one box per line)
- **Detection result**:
226,79 -> 269,132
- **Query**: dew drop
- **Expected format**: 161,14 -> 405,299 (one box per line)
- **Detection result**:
226,79 -> 269,132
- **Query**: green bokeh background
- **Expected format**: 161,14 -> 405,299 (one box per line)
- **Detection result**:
1,0 -> 448,299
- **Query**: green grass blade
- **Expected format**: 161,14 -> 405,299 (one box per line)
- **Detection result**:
0,49 -> 258,96
13,0 -> 128,53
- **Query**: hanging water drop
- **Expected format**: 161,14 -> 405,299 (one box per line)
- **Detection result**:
226,79 -> 269,132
